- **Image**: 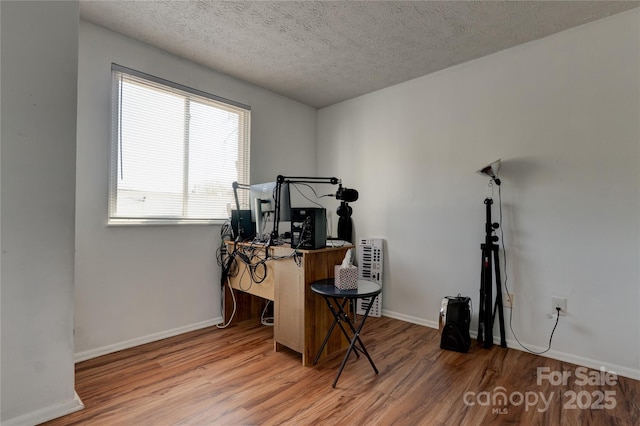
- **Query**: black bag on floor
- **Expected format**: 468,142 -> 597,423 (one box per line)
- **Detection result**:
439,295 -> 471,353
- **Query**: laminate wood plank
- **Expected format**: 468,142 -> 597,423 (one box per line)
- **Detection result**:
42,317 -> 639,425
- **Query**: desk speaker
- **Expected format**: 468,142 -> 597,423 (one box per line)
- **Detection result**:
290,207 -> 326,249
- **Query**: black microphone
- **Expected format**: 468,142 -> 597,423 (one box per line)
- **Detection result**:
336,186 -> 359,202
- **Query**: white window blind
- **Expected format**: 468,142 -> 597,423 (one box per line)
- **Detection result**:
110,64 -> 250,224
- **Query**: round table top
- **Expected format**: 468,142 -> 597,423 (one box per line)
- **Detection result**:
311,279 -> 381,298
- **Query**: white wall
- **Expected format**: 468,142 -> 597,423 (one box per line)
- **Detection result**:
317,10 -> 640,379
75,21 -> 317,359
1,1 -> 84,424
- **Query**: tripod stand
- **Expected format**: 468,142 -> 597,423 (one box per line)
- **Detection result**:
477,197 -> 507,349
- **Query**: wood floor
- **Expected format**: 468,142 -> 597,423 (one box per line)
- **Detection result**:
43,316 -> 639,425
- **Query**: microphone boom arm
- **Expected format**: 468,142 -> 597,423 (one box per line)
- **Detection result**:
272,175 -> 341,241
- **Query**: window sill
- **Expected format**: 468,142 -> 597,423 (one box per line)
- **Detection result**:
107,218 -> 227,227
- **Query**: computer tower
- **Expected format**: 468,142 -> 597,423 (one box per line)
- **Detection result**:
231,209 -> 255,241
290,207 -> 326,249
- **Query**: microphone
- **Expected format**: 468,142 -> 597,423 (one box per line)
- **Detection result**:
336,185 -> 359,202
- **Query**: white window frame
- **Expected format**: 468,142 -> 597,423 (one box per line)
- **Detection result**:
109,64 -> 250,225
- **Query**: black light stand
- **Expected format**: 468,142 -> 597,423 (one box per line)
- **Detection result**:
336,201 -> 353,242
477,197 -> 507,349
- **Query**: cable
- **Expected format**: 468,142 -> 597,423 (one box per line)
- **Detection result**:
217,221 -> 303,329
261,300 -> 274,326
508,307 -> 561,355
226,244 -> 267,284
216,220 -> 297,328
292,217 -> 311,250
498,184 -> 561,355
326,239 -> 348,247
229,242 -> 301,285
216,276 -> 237,329
216,219 -> 234,268
290,183 -> 325,208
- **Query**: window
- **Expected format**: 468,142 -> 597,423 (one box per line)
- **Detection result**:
110,64 -> 250,224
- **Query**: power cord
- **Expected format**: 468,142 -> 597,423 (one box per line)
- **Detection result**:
224,244 -> 268,286
498,184 -> 561,355
217,221 -> 237,328
261,301 -> 274,326
290,182 -> 325,208
217,276 -> 237,329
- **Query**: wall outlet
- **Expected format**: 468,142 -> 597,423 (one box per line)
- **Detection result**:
552,296 -> 567,316
503,293 -> 514,308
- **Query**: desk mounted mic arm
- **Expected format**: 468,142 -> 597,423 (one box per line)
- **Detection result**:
272,175 -> 341,241
272,175 -> 359,243
232,181 -> 251,212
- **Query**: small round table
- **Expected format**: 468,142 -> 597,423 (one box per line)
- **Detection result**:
311,278 -> 381,388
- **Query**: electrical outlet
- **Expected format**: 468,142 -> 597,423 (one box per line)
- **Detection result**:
552,296 -> 567,316
503,293 -> 514,308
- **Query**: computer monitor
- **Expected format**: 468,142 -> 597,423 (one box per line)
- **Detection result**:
249,181 -> 291,239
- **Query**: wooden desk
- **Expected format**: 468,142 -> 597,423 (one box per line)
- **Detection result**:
223,241 -> 353,366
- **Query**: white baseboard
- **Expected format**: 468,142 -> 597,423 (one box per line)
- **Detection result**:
382,308 -> 439,329
381,309 -> 640,381
509,343 -> 640,381
1,392 -> 84,426
75,317 -> 223,363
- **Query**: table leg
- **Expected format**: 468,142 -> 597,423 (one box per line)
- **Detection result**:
331,295 -> 379,388
313,296 -> 359,365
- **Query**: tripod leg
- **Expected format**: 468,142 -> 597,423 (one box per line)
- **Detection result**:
482,246 -> 493,349
478,248 -> 487,345
493,246 -> 507,348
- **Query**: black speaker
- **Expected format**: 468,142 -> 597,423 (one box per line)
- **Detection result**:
440,296 -> 471,353
231,209 -> 255,241
290,207 -> 326,249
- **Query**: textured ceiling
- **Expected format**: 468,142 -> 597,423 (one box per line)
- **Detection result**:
79,1 -> 639,108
